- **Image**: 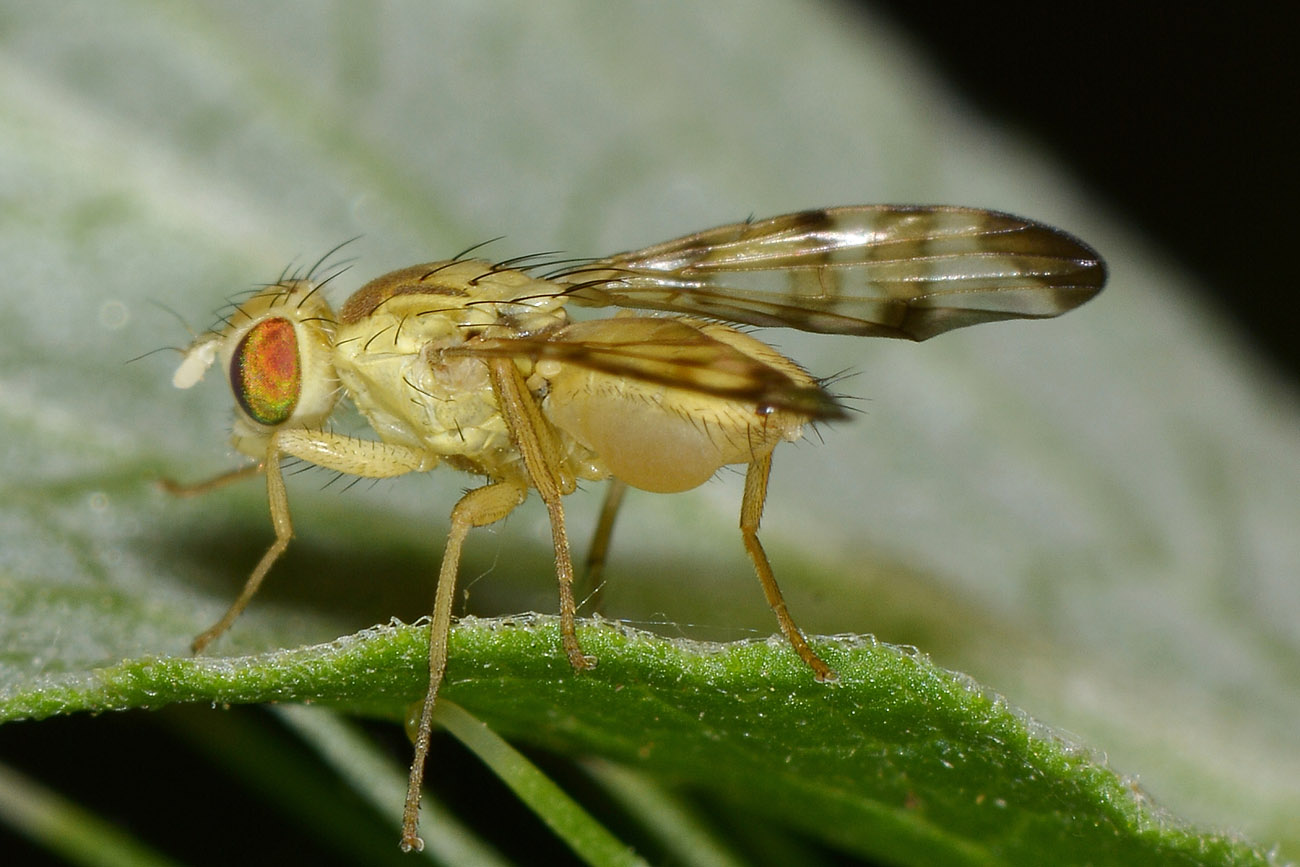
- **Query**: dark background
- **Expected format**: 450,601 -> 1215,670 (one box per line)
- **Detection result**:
861,1 -> 1299,381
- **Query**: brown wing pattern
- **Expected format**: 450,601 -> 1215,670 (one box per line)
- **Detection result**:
448,317 -> 845,420
555,206 -> 1106,340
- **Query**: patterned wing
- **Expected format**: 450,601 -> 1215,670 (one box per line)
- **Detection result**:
448,317 -> 844,420
554,206 -> 1106,340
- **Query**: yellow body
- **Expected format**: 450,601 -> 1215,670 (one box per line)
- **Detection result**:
169,205 -> 1106,849
541,317 -> 811,492
302,260 -> 816,497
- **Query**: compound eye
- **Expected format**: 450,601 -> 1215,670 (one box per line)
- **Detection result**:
231,317 -> 300,425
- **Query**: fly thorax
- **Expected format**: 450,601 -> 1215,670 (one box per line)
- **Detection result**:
408,340 -> 513,457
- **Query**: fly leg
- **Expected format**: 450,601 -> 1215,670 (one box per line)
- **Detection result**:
741,452 -> 837,682
402,479 -> 527,852
190,450 -> 291,653
189,429 -> 437,653
580,478 -> 627,613
487,358 -> 594,672
160,462 -> 263,497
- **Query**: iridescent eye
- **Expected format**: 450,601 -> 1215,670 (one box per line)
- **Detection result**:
231,317 -> 300,425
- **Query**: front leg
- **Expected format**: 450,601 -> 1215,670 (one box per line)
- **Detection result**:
275,428 -> 441,477
190,429 -> 438,653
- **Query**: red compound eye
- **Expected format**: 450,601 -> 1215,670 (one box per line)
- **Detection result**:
231,317 -> 300,425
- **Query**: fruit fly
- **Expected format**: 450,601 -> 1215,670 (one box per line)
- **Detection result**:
168,205 -> 1106,850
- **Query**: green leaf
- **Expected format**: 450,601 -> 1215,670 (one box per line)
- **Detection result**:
1,1 -> 1297,865
0,618 -> 1278,865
